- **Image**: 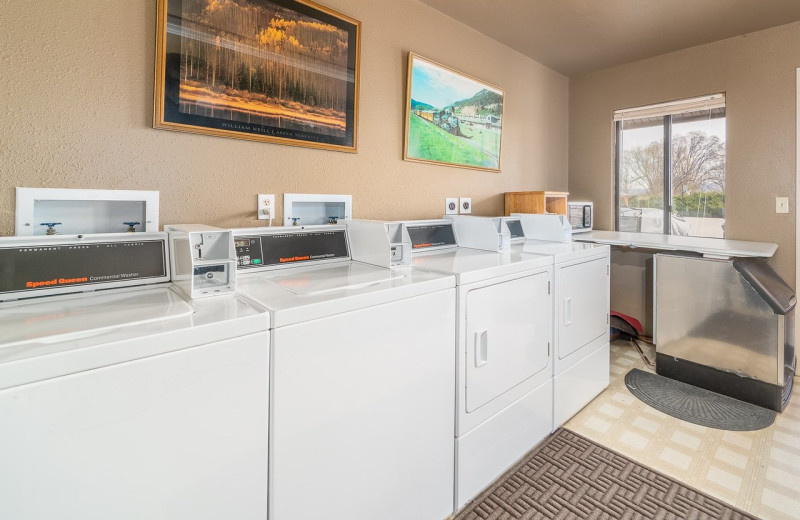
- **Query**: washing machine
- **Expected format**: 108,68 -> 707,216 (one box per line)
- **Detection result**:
231,224 -> 456,520
507,214 -> 611,428
0,232 -> 270,520
400,217 -> 554,510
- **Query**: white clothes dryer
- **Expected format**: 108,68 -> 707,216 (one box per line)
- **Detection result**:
507,215 -> 611,428
231,225 -> 456,520
0,233 -> 270,520
400,218 -> 554,510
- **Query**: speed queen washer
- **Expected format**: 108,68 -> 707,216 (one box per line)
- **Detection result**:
402,218 -> 554,510
0,233 -> 270,520
231,225 -> 456,520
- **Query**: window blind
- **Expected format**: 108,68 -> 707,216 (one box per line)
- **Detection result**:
613,93 -> 726,121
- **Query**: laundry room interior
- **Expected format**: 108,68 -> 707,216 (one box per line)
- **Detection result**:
2,1 -> 800,519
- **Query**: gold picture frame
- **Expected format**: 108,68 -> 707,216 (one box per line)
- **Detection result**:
404,53 -> 505,171
154,0 -> 360,152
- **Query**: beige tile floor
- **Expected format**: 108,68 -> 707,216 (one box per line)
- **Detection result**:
565,340 -> 800,520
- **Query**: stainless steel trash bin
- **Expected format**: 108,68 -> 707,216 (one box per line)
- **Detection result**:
654,253 -> 796,411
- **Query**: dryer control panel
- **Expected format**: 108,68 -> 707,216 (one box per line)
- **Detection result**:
440,216 -> 511,252
407,223 -> 457,251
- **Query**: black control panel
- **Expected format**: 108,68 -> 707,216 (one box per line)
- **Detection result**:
505,219 -> 525,239
407,224 -> 457,250
235,230 -> 349,268
0,240 -> 167,294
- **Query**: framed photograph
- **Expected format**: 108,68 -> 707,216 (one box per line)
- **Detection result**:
404,53 -> 504,171
154,0 -> 360,152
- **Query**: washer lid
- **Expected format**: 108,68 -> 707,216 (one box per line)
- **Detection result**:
0,286 -> 269,390
0,286 -> 193,349
412,247 -> 552,285
238,261 -> 454,327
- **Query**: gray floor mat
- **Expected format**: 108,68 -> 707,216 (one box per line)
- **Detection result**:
625,368 -> 776,431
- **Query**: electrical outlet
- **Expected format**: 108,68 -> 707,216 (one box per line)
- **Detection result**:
776,196 -> 789,214
258,194 -> 275,220
445,197 -> 458,215
460,197 -> 472,214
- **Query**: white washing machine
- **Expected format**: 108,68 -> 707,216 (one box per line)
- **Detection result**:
401,218 -> 554,510
507,215 -> 611,428
0,233 -> 270,520
231,225 -> 456,520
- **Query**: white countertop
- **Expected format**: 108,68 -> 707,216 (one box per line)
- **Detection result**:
575,230 -> 777,258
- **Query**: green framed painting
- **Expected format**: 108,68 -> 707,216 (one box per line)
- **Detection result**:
404,53 -> 504,171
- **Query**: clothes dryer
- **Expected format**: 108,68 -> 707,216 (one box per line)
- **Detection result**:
0,233 -> 270,520
231,225 -> 456,520
507,215 -> 611,428
400,218 -> 554,510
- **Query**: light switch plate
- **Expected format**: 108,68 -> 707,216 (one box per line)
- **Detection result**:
445,197 -> 458,215
776,196 -> 789,214
460,197 -> 472,214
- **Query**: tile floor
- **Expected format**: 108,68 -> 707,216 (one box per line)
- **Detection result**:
565,340 -> 800,520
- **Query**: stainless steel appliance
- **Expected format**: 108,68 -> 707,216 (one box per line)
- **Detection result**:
654,253 -> 796,411
568,202 -> 593,233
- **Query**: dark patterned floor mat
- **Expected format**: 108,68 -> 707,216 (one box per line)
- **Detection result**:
625,368 -> 776,431
454,428 -> 760,520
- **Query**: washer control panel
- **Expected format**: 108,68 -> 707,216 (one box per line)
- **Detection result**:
235,229 -> 350,270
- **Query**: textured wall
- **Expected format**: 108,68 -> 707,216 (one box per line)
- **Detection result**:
569,22 -> 800,284
0,0 -> 568,234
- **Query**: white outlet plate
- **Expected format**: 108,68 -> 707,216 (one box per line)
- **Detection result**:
460,197 -> 472,214
776,196 -> 789,214
258,194 -> 275,220
445,197 -> 459,215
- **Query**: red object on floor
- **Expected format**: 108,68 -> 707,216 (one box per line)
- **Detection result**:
610,311 -> 643,336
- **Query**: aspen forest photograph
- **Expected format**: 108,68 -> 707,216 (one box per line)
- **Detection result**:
155,0 -> 360,151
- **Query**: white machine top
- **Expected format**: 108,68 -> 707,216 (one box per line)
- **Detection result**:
0,285 -> 269,390
411,247 -> 553,285
510,240 -> 609,263
237,261 -> 454,328
0,286 -> 193,347
576,230 -> 777,258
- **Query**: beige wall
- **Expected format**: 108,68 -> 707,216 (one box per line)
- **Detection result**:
0,0 -> 568,234
569,22 -> 800,284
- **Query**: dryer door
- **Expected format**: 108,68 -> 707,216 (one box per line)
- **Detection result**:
465,272 -> 550,413
557,257 -> 609,359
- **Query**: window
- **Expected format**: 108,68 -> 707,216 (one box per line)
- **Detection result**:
614,94 -> 726,237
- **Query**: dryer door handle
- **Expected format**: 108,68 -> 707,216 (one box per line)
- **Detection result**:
475,329 -> 488,367
564,297 -> 573,326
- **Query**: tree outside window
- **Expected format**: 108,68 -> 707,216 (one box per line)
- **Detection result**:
615,97 -> 726,238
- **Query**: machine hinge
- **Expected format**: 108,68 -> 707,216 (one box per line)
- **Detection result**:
607,314 -> 609,324
607,265 -> 610,276
547,281 -> 551,294
547,342 -> 550,356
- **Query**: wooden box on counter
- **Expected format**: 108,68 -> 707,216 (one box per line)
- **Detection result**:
504,191 -> 568,216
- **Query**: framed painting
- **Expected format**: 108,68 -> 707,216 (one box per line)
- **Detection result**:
404,53 -> 504,171
154,0 -> 360,152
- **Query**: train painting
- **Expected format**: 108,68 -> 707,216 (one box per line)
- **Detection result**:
412,107 -> 464,136
405,53 -> 504,171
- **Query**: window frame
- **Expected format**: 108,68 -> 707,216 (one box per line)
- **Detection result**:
614,99 -> 725,236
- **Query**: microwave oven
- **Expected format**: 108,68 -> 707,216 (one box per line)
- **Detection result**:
567,202 -> 593,233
